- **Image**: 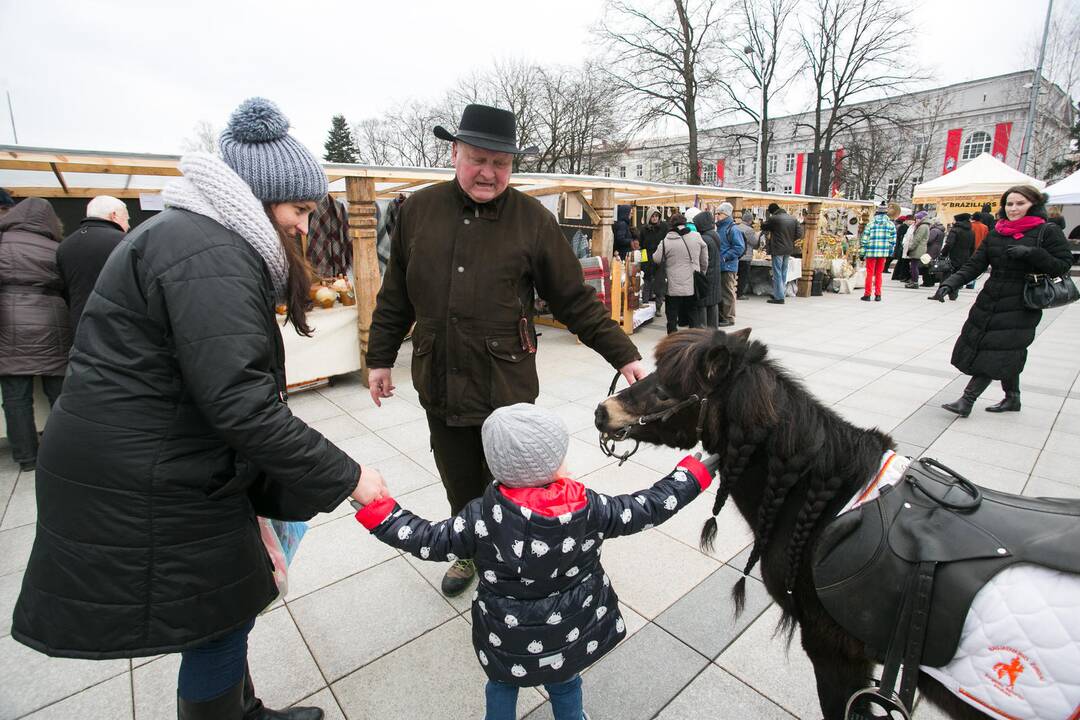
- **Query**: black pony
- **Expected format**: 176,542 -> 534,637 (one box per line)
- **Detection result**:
594,328 -> 982,720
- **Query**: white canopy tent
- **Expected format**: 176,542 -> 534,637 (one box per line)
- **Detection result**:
1045,168 -> 1080,239
912,153 -> 1046,222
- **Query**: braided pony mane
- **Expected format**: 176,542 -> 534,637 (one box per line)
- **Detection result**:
654,330 -> 891,631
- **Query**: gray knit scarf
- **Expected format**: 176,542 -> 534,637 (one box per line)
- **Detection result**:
162,152 -> 288,300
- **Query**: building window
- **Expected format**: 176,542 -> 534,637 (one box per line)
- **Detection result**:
636,164 -> 643,178
603,167 -> 611,177
768,155 -> 778,173
910,176 -> 923,197
673,162 -> 681,179
662,160 -> 670,178
785,153 -> 796,172
913,139 -> 929,161
886,178 -> 900,198
737,157 -> 746,176
961,131 -> 992,160
783,185 -> 792,194
703,165 -> 716,184
618,166 -> 626,178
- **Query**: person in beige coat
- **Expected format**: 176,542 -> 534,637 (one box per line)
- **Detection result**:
653,212 -> 708,333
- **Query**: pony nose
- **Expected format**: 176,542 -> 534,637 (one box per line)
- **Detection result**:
594,403 -> 609,429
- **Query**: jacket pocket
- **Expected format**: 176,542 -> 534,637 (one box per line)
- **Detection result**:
410,330 -> 436,407
486,335 -> 538,407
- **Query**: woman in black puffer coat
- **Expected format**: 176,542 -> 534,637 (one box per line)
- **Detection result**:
12,99 -> 386,720
932,186 -> 1072,416
693,211 -> 723,328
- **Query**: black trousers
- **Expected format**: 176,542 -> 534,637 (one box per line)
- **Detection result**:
427,412 -> 492,515
736,260 -> 752,297
666,295 -> 703,334
0,375 -> 63,464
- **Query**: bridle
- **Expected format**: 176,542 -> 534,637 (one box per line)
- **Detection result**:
598,371 -> 710,466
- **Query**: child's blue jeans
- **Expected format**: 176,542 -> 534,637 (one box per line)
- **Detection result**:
485,674 -> 583,720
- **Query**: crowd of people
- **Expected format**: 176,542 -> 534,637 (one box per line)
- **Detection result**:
1,95 -> 1076,720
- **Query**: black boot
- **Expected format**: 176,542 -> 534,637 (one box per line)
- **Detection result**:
942,376 -> 991,418
243,667 -> 323,720
178,679 -> 245,720
986,392 -> 1021,413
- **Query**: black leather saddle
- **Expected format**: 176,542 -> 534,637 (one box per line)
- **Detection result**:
812,457 -> 1080,717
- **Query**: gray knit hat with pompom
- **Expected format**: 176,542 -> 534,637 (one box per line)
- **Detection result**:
219,97 -> 328,203
482,403 -> 569,488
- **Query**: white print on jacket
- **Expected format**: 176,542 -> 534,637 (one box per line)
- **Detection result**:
845,452 -> 1080,720
599,495 -> 608,505
635,495 -> 646,506
511,664 -> 527,678
562,538 -> 576,553
672,469 -> 690,483
527,640 -> 544,654
582,595 -> 593,608
488,632 -> 502,647
478,600 -> 487,614
531,540 -> 550,557
491,505 -> 503,524
547,612 -> 562,625
586,640 -> 599,654
620,508 -> 632,524
474,520 -> 488,538
446,553 -> 457,562
420,546 -> 430,559
512,540 -> 523,557
453,516 -> 465,533
565,566 -> 580,578
558,512 -> 572,525
664,495 -> 678,511
397,526 -> 412,541
596,606 -> 608,620
566,627 -> 580,642
505,614 -> 519,628
616,617 -> 625,633
484,570 -> 497,584
521,507 -> 532,520
478,650 -> 488,666
582,539 -> 595,552
494,546 -> 503,562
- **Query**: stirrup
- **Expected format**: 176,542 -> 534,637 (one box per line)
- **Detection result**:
845,687 -> 911,720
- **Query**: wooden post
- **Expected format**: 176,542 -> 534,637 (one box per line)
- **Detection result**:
592,188 -> 615,259
347,176 -> 380,386
797,201 -> 822,297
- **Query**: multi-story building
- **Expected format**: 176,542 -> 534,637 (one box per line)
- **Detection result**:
602,71 -> 1075,204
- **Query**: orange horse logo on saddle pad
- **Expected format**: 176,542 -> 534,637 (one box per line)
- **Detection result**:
993,656 -> 1025,688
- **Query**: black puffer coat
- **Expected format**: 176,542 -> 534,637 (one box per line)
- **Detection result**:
942,220 -> 1072,380
357,458 -> 711,686
56,216 -> 125,333
12,208 -> 360,659
693,212 -> 723,308
0,198 -> 72,376
943,219 -> 975,269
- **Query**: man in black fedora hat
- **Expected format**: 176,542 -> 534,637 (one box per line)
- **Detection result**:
366,104 -> 645,597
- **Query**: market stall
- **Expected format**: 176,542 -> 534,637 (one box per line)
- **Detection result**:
912,153 -> 1046,222
1046,168 -> 1080,238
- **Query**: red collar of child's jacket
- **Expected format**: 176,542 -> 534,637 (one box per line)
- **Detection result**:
498,477 -> 588,517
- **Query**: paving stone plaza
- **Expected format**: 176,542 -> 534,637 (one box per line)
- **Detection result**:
2,284 -> 1079,719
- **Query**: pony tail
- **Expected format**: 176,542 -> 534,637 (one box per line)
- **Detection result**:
731,576 -> 748,614
700,516 -> 719,553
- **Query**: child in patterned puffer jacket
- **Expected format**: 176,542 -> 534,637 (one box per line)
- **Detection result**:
354,402 -> 718,720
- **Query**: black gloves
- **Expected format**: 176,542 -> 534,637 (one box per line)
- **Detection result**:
930,285 -> 958,302
1005,244 -> 1033,260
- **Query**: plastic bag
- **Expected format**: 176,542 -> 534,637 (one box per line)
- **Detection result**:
258,518 -> 308,602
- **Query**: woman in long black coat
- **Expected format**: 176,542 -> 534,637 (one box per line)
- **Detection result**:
12,98 -> 387,720
693,210 -> 723,328
932,186 -> 1072,416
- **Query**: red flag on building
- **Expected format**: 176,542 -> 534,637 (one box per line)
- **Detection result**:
715,159 -> 725,186
795,153 -> 806,195
992,122 -> 1012,163
943,128 -> 963,174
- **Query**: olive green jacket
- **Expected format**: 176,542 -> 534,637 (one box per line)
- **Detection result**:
367,180 -> 640,426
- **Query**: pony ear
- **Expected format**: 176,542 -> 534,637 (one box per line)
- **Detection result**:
727,327 -> 751,343
701,342 -> 731,384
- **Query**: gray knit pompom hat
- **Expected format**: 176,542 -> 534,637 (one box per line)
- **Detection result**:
218,97 -> 328,203
482,403 -> 569,488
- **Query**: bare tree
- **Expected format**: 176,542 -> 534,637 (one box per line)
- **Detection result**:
595,0 -> 727,185
716,0 -> 803,190
1026,0 -> 1080,102
183,120 -> 218,154
452,60 -> 543,171
836,116 -> 921,200
798,0 -> 916,196
352,118 -> 395,165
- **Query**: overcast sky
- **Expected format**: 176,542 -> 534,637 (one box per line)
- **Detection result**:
0,0 -> 1066,157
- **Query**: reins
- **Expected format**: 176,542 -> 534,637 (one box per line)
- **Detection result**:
598,371 -> 710,466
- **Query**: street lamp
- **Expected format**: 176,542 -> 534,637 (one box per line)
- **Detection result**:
1019,0 -> 1054,174
745,45 -> 765,192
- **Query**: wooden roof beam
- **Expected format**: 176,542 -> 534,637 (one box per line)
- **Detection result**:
49,163 -> 69,194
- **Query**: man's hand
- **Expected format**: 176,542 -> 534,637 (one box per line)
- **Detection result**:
368,368 -> 395,407
352,466 -> 388,506
619,360 -> 648,385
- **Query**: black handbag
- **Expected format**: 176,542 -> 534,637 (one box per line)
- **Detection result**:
680,234 -> 709,300
1022,226 -> 1080,310
930,255 -> 953,275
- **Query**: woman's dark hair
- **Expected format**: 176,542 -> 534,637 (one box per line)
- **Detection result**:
264,205 -> 314,337
997,185 -> 1049,219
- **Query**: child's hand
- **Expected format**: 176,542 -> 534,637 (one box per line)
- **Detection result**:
695,452 -> 722,476
352,466 -> 389,506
